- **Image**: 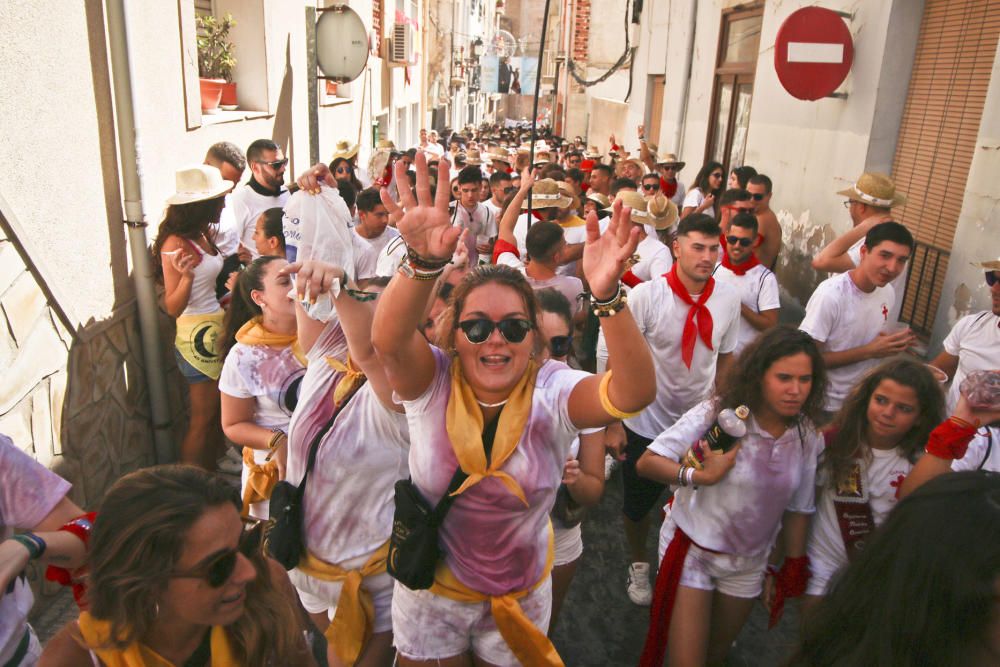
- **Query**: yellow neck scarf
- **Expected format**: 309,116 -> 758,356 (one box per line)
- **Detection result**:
234,317 -> 296,348
240,448 -> 278,516
445,359 -> 539,506
77,612 -> 238,667
559,215 -> 587,229
430,525 -> 562,666
296,542 -> 390,666
325,355 -> 367,405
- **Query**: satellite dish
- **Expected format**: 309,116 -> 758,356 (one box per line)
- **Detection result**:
316,5 -> 369,83
492,30 -> 518,58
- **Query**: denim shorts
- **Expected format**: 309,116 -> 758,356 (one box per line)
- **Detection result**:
174,348 -> 213,384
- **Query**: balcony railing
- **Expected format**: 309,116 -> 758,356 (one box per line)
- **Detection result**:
899,241 -> 951,337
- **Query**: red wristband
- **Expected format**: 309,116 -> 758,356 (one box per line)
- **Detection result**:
45,512 -> 96,611
925,418 -> 978,460
778,555 -> 810,598
491,238 -> 520,265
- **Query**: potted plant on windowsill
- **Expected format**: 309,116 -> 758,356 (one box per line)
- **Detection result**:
196,13 -> 237,113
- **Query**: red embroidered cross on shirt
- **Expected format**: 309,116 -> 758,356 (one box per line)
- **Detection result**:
881,305 -> 889,321
890,474 -> 906,499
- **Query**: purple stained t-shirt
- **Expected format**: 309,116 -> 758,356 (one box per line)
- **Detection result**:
402,347 -> 589,595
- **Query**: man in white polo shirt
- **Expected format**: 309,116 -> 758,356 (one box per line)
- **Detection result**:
450,165 -> 497,264
228,139 -> 291,258
799,222 -> 916,419
713,211 -> 780,354
618,213 -> 741,605
929,257 -> 1000,411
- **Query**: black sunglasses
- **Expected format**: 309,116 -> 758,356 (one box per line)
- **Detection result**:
458,318 -> 532,344
751,193 -> 765,201
726,235 -> 754,247
642,183 -> 660,191
257,158 -> 288,170
549,335 -> 573,358
504,186 -> 516,194
987,271 -> 998,287
171,518 -> 262,588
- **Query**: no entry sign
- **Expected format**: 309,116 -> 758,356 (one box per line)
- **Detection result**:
774,7 -> 853,101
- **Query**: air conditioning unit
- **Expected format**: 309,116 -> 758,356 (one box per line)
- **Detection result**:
386,22 -> 417,67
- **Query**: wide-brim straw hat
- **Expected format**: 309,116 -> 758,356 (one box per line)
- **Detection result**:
585,191 -> 611,208
837,172 -> 907,207
331,139 -> 359,161
974,255 -> 1000,270
487,147 -> 513,165
521,178 -> 573,210
656,152 -> 686,170
465,149 -> 485,165
375,139 -> 396,151
621,157 -> 646,174
557,181 -> 580,211
167,165 -> 234,205
584,145 -> 602,159
647,193 -> 679,230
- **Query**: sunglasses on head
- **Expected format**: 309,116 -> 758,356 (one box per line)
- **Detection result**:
642,183 -> 660,191
549,335 -> 573,358
171,518 -> 262,588
458,318 -> 532,344
726,235 -> 754,247
987,271 -> 999,287
257,158 -> 288,170
751,193 -> 765,201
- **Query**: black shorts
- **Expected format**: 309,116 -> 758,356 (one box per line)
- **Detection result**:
621,424 -> 670,522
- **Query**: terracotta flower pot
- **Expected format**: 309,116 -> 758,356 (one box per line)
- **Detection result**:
220,81 -> 238,107
199,78 -> 225,113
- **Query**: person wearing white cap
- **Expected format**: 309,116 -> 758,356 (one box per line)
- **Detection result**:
153,165 -> 234,470
813,172 -> 909,322
928,256 -> 1000,411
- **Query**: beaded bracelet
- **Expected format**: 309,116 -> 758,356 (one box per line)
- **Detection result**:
398,261 -> 445,281
591,284 -> 628,318
406,247 -> 451,271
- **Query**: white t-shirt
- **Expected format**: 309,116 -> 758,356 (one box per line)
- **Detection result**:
512,214 -> 589,277
669,180 -> 687,209
951,426 -> 999,472
624,276 -> 742,438
629,235 -> 674,282
483,198 -> 504,221
799,272 -> 895,411
847,238 -> 906,324
450,202 -> 497,264
807,447 -> 913,585
420,142 -> 445,158
942,311 -> 1000,411
211,197 -> 240,256
712,263 -> 780,354
682,187 -> 715,219
227,182 -> 291,258
286,321 -> 409,566
352,226 -> 401,280
219,340 -> 307,519
0,435 -> 72,664
401,346 -> 589,595
647,402 -> 821,556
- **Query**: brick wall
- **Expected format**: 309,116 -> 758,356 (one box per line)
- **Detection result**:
572,0 -> 590,62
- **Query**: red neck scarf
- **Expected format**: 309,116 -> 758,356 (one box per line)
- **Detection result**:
665,264 -> 715,368
660,177 -> 677,199
721,251 -> 760,276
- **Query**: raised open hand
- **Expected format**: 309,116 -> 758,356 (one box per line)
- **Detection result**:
379,153 -> 460,261
582,198 -> 641,300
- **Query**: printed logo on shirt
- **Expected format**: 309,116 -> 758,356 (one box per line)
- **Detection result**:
881,304 -> 889,321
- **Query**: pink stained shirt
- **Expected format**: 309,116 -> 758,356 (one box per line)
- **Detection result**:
402,346 -> 589,595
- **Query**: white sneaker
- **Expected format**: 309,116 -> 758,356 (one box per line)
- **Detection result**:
627,562 -> 653,605
604,453 -> 618,480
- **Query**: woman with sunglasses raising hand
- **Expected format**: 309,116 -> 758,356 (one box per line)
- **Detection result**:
41,465 -> 315,666
372,153 -> 655,667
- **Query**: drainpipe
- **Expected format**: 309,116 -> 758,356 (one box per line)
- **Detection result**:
672,0 -> 697,155
106,0 -> 175,464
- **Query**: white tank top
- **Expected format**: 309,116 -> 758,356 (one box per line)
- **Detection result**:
179,240 -> 224,316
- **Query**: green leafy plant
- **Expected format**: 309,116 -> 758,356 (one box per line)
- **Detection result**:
196,13 -> 237,81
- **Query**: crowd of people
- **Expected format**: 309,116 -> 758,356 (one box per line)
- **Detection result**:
1,122 -> 999,667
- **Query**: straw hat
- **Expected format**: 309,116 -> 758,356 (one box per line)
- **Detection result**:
656,152 -> 686,170
974,255 -> 1000,271
487,146 -> 513,165
465,149 -> 485,165
375,139 -> 397,151
620,157 -> 646,175
331,139 -> 359,161
585,191 -> 611,209
167,165 -> 234,205
584,145 -> 602,159
837,172 -> 907,208
557,181 -> 580,211
647,193 -> 679,230
520,179 -> 573,210
533,150 -> 552,165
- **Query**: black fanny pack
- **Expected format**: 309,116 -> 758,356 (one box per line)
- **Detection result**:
387,411 -> 500,590
267,378 -> 366,570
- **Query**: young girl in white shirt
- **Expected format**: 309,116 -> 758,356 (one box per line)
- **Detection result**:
805,358 -> 945,603
636,326 -> 828,667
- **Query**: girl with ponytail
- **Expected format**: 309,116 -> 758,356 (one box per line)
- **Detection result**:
219,256 -> 305,518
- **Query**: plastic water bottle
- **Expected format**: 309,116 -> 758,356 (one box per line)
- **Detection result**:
684,405 -> 751,470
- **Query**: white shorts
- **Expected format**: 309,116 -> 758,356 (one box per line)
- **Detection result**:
657,515 -> 768,599
553,523 -> 583,566
289,552 -> 395,634
391,577 -> 553,666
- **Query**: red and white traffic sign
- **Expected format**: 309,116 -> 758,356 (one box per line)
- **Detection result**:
774,7 -> 854,101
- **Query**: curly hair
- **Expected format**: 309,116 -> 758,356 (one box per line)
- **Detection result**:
439,264 -> 543,356
716,326 -> 828,426
86,465 -> 308,665
822,358 -> 945,490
